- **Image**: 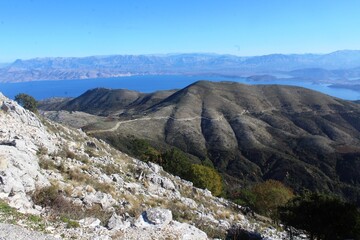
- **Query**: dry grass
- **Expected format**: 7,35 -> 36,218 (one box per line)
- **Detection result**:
32,184 -> 112,225
38,157 -> 57,170
97,163 -> 122,175
164,200 -> 196,223
120,194 -> 144,218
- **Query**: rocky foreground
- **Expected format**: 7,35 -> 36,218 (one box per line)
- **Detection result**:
0,92 -> 290,239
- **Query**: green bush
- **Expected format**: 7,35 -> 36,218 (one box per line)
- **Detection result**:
14,93 -> 38,113
235,180 -> 294,218
251,180 -> 294,217
189,164 -> 223,196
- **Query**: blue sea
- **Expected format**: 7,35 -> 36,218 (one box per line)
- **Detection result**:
0,75 -> 359,101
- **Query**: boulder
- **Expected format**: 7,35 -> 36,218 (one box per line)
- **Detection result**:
135,208 -> 172,229
171,221 -> 208,240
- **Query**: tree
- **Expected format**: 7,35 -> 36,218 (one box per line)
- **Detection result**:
279,193 -> 360,240
129,138 -> 162,164
14,93 -> 38,113
188,164 -> 223,196
162,148 -> 192,179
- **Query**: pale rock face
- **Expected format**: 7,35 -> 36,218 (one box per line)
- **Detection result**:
170,221 -> 208,240
0,93 -> 56,153
107,213 -> 131,231
147,173 -> 176,190
0,94 -> 56,213
82,191 -> 117,210
148,162 -> 162,173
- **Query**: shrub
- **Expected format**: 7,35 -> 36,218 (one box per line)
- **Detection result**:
14,93 -> 38,113
249,180 -> 294,218
233,180 -> 294,218
32,185 -> 60,207
188,164 -> 223,196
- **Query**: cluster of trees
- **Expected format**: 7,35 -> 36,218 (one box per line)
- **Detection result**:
279,193 -> 360,240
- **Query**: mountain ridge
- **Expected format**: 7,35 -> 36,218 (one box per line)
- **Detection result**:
40,81 -> 360,203
3,50 -> 360,83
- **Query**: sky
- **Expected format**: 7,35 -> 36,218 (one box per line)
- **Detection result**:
0,0 -> 360,62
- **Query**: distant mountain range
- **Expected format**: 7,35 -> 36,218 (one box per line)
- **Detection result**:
40,81 -> 360,203
2,50 -> 360,83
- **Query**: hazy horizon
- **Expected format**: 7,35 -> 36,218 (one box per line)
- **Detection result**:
1,0 -> 360,62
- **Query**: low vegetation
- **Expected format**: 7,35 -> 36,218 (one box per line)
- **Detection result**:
279,193 -> 360,240
32,184 -> 112,226
14,93 -> 38,113
232,180 -> 294,218
0,200 -> 46,231
189,164 -> 223,197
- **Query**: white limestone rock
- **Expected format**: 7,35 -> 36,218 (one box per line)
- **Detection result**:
79,217 -> 101,228
170,221 -> 208,240
135,208 -> 172,229
107,213 -> 131,231
147,173 -> 175,190
82,191 -> 117,210
148,162 -> 163,174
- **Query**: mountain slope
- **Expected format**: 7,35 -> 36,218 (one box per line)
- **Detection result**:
0,92 -> 288,239
42,81 -> 360,203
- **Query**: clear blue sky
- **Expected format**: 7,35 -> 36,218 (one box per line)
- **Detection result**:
0,0 -> 360,62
